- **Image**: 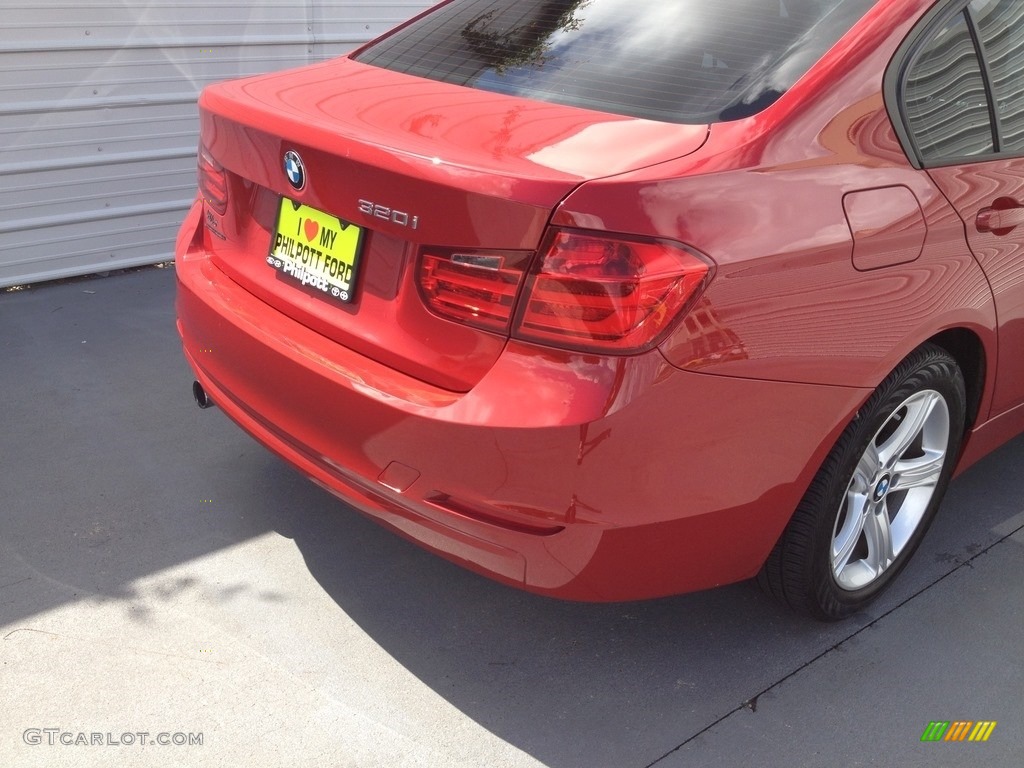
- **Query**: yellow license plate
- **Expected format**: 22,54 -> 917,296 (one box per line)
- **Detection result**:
267,199 -> 364,303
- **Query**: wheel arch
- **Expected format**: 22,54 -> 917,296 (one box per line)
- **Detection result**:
924,327 -> 986,432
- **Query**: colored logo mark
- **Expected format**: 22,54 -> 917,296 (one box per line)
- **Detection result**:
284,151 -> 305,191
921,721 -> 997,742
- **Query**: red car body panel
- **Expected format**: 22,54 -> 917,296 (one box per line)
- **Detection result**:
928,161 -> 1024,415
178,204 -> 870,598
176,0 -> 1024,601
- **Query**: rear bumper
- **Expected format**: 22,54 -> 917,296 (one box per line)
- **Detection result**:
175,201 -> 871,600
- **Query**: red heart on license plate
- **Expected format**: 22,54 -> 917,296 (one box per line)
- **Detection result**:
304,219 -> 319,242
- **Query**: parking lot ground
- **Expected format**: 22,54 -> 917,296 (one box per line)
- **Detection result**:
1,266 -> 1022,767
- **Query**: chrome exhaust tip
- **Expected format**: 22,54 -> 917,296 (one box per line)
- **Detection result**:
192,380 -> 214,409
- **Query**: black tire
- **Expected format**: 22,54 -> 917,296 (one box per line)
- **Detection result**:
759,343 -> 966,620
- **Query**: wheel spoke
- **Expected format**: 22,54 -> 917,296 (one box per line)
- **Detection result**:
876,392 -> 939,467
832,493 -> 868,577
892,448 -> 945,491
862,502 -> 895,575
854,441 -> 881,487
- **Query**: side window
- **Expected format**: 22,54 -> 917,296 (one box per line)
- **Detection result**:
969,0 -> 1024,151
903,10 -> 995,161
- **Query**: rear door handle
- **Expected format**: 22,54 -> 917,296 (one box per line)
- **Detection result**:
976,205 -> 1024,233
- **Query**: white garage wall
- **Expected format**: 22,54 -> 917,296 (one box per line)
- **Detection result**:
0,0 -> 430,287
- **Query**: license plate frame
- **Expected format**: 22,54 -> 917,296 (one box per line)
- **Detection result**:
266,198 -> 364,304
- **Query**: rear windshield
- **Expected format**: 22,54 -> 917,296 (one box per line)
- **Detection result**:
355,0 -> 877,124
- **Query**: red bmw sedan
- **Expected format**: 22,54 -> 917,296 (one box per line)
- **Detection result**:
176,0 -> 1024,619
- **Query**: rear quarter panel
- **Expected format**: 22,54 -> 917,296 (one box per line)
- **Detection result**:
555,0 -> 998,399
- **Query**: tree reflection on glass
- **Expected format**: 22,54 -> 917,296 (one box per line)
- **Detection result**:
461,1 -> 591,74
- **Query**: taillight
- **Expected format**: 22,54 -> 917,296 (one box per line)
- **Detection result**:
513,230 -> 711,353
417,230 -> 712,352
197,144 -> 228,216
419,249 -> 531,333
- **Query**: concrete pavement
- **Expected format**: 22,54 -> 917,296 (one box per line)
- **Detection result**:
1,266 -> 1021,767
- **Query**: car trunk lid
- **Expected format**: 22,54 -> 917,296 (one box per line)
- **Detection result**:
198,58 -> 709,391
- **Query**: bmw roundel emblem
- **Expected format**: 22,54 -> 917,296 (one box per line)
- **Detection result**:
284,150 -> 306,191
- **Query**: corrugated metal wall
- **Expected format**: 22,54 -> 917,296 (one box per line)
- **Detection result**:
0,1 -> 429,288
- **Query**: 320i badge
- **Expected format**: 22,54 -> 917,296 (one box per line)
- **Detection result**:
176,0 -> 1024,619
